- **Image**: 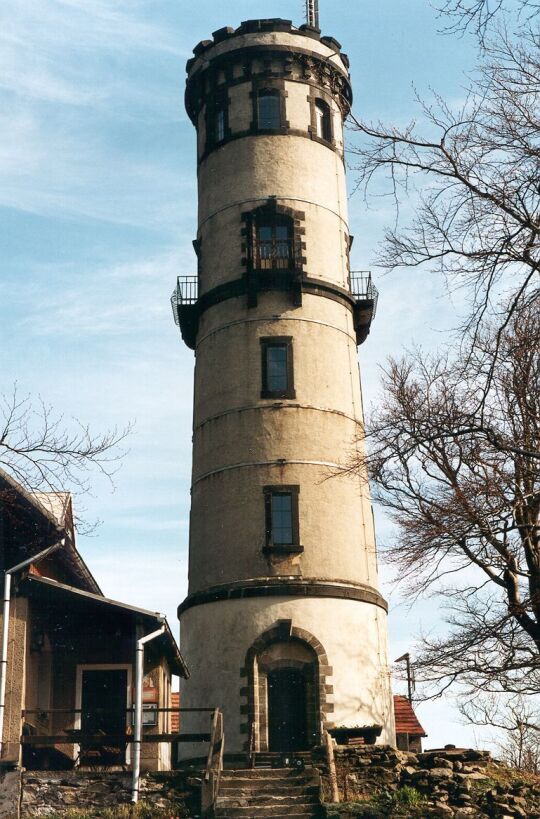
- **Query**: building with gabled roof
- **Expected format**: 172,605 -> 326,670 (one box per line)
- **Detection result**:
0,468 -> 187,772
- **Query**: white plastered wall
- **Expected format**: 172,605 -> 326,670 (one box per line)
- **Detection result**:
178,596 -> 395,758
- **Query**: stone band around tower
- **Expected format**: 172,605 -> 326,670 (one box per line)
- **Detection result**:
177,577 -> 389,616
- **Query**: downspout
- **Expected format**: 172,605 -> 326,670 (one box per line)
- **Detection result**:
131,624 -> 166,804
0,540 -> 64,758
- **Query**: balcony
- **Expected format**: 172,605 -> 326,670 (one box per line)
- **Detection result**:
171,276 -> 198,349
350,272 -> 378,345
171,271 -> 379,349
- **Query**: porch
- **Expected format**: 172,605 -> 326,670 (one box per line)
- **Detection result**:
6,574 -> 189,773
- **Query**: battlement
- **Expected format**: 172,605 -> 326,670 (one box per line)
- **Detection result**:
187,18 -> 347,75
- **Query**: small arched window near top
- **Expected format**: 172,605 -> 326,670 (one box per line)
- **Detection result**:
315,99 -> 332,142
258,92 -> 282,130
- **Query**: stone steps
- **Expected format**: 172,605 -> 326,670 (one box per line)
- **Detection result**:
218,792 -> 319,805
219,783 -> 319,796
215,808 -> 320,819
215,766 -> 322,819
222,767 -> 313,779
215,811 -> 320,818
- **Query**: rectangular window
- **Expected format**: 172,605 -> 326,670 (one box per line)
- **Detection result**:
264,485 -> 301,553
216,109 -> 225,142
142,704 -> 158,727
314,99 -> 332,142
258,93 -> 281,129
256,222 -> 292,270
260,337 -> 295,399
271,493 -> 293,544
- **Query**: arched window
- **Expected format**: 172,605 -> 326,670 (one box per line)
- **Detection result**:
314,99 -> 332,142
256,218 -> 293,269
258,91 -> 282,130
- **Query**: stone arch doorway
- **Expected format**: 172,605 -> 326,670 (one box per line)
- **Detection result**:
242,620 -> 333,753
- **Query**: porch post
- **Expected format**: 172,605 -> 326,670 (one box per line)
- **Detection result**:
0,541 -> 63,758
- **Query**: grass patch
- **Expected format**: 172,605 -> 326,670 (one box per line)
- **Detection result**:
324,786 -> 426,817
46,806 -> 190,819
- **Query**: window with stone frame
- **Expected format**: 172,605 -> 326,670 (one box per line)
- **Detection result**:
260,337 -> 295,399
263,485 -> 301,553
257,90 -> 282,129
241,201 -> 305,309
206,92 -> 229,151
314,99 -> 332,142
215,107 -> 226,142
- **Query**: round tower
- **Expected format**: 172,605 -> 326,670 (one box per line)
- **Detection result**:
173,18 -> 395,757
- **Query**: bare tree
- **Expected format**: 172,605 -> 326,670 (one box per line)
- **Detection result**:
352,303 -> 540,697
461,695 -> 540,772
0,384 -> 130,521
434,0 -> 540,41
349,28 -> 540,350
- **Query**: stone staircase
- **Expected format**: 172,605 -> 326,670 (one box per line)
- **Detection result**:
214,766 -> 323,818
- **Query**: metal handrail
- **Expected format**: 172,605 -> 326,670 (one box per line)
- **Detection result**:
248,721 -> 256,769
201,708 -> 224,817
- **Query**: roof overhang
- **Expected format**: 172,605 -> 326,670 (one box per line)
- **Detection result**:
0,469 -> 101,594
24,574 -> 189,678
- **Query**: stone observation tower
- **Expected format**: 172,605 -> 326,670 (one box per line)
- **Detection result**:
172,18 -> 395,757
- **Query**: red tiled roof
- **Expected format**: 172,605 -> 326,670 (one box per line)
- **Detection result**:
394,695 -> 427,737
171,691 -> 180,733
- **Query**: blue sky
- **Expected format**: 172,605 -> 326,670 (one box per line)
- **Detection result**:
1,0 -> 491,748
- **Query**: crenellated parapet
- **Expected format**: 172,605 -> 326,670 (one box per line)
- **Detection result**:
184,19 -> 353,164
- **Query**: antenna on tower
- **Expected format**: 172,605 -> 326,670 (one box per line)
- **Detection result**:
305,0 -> 320,29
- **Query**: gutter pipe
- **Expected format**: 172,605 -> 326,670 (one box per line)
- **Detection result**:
0,540 -> 64,758
131,624 -> 166,804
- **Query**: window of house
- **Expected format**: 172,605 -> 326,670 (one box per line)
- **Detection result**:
256,220 -> 293,269
315,99 -> 332,142
142,704 -> 158,727
260,337 -> 295,399
264,486 -> 301,551
258,92 -> 282,129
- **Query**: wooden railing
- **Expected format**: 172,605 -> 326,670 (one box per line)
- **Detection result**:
21,706 -> 215,766
201,708 -> 224,817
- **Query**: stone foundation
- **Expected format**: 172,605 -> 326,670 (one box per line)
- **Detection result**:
0,769 -> 202,818
3,747 -> 540,818
0,770 -> 22,819
316,746 -> 540,818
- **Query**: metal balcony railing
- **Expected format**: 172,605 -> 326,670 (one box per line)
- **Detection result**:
170,271 -> 379,347
171,276 -> 198,327
256,239 -> 294,270
350,272 -> 379,318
